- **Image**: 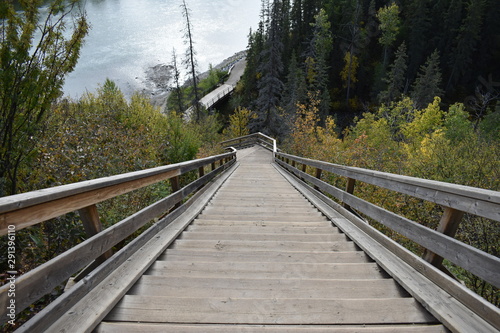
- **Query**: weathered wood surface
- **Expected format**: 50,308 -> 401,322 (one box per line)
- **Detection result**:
97,323 -> 448,333
275,158 -> 500,332
20,159 -> 239,333
0,150 -> 235,234
276,158 -> 500,289
99,146 -> 443,332
277,152 -> 500,221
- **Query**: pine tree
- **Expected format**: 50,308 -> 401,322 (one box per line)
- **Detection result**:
379,42 -> 408,104
255,0 -> 285,136
304,8 -> 332,119
411,50 -> 443,109
180,0 -> 201,121
281,52 -> 307,125
405,0 -> 432,81
170,48 -> 184,113
446,0 -> 485,91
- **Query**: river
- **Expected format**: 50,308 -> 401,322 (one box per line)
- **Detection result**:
61,0 -> 261,99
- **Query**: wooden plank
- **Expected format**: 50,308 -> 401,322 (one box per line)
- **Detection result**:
186,225 -> 337,233
197,214 -> 328,223
105,296 -> 436,325
169,240 -> 359,253
203,206 -> 320,215
422,207 -> 464,269
128,276 -> 405,299
17,162 -> 240,333
159,249 -> 370,263
201,209 -> 322,217
96,322 -> 448,333
274,163 -> 500,332
147,261 -> 386,279
179,231 -> 347,242
190,220 -> 332,227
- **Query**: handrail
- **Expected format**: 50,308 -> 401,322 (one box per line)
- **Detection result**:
221,132 -> 277,154
223,133 -> 499,328
0,149 -> 235,235
275,152 -> 500,289
0,148 -> 237,324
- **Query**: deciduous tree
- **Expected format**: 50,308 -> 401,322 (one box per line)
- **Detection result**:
0,0 -> 88,195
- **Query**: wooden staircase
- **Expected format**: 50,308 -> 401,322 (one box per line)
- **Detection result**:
96,146 -> 446,332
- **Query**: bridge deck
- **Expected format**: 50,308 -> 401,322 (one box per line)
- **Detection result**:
95,146 -> 445,332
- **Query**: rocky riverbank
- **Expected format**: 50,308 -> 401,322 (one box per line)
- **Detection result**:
142,50 -> 246,108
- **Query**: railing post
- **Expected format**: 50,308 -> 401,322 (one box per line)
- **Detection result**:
343,178 -> 356,211
170,176 -> 182,209
422,207 -> 465,271
300,163 -> 307,182
198,166 -> 205,178
74,204 -> 113,282
314,168 -> 322,191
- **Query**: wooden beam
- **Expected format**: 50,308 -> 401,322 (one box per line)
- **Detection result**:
74,205 -> 113,282
275,152 -> 500,222
314,168 -> 322,192
343,178 -> 356,211
423,207 -> 465,269
0,150 -> 236,235
170,176 -> 181,209
276,159 -> 500,288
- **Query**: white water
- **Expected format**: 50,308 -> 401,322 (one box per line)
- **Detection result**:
62,0 -> 261,98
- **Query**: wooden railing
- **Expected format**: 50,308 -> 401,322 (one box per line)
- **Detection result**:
276,152 -> 500,287
275,151 -> 500,328
221,132 -> 277,154
0,149 -> 236,324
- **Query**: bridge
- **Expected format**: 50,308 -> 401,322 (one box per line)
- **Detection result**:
0,133 -> 499,332
185,57 -> 246,118
199,58 -> 246,110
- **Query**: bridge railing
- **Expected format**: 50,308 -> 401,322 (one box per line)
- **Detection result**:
276,152 -> 499,287
0,149 -> 236,325
275,150 -> 499,328
221,132 -> 277,154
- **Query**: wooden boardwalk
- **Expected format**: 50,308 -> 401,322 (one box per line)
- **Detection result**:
96,146 -> 446,332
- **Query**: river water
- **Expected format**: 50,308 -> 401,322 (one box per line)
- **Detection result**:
62,0 -> 261,99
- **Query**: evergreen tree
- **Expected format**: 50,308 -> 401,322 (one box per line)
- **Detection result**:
254,0 -> 285,136
170,48 -> 184,113
411,50 -> 443,109
181,0 -> 201,121
405,0 -> 432,81
281,52 -> 307,127
0,0 -> 88,195
446,0 -> 485,91
304,8 -> 332,119
378,42 -> 408,104
240,25 -> 265,107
